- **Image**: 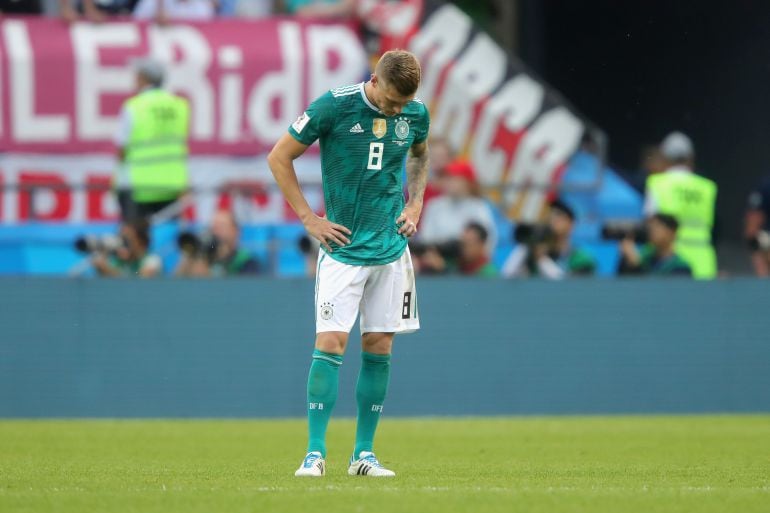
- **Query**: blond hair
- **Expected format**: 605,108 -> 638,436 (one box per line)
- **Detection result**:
376,50 -> 421,96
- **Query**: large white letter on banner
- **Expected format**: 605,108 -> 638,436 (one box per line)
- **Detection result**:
218,46 -> 244,143
472,74 -> 544,186
505,107 -> 584,221
71,23 -> 138,140
248,22 -> 302,145
3,20 -> 70,142
431,32 -> 506,150
408,5 -> 471,105
307,25 -> 367,101
149,25 -> 214,139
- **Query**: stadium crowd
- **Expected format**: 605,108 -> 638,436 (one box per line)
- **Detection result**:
69,56 -> 720,280
5,2 -> 765,279
89,130 -> 705,280
1,0 -> 360,20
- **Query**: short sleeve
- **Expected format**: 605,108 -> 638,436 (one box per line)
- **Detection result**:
288,92 -> 336,146
413,102 -> 430,144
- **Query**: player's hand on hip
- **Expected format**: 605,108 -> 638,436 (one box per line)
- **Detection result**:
397,205 -> 421,237
304,215 -> 351,253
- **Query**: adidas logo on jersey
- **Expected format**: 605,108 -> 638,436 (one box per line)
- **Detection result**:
349,123 -> 364,133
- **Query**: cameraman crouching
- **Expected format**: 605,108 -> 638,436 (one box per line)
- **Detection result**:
175,209 -> 260,277
91,219 -> 162,278
502,199 -> 596,279
618,214 -> 692,277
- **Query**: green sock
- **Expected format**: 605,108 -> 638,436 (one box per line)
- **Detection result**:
354,352 -> 391,457
306,349 -> 343,458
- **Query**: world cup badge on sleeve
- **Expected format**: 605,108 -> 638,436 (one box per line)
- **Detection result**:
373,118 -> 387,139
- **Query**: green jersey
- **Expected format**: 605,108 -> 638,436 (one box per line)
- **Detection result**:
289,82 -> 430,266
638,245 -> 693,276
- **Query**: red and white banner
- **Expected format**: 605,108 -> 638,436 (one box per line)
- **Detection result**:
0,9 -> 601,225
0,153 -> 324,224
0,17 -> 367,154
401,4 -> 593,221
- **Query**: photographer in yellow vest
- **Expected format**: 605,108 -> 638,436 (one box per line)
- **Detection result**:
644,132 -> 717,279
114,58 -> 190,221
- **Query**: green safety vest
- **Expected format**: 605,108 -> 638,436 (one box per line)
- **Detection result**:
124,89 -> 189,203
646,171 -> 717,279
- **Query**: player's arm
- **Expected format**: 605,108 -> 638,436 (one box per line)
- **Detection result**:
397,140 -> 429,237
267,134 -> 351,252
91,253 -> 122,277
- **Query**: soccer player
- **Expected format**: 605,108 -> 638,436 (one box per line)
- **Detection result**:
267,50 -> 430,478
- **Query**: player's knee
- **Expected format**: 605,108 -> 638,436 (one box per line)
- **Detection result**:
315,332 -> 348,354
361,332 -> 394,354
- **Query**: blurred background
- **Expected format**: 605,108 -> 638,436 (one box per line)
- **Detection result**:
3,0 -> 770,280
2,0 -> 770,419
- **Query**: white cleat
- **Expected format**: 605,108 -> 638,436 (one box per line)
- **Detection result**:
294,451 -> 326,477
348,451 -> 396,477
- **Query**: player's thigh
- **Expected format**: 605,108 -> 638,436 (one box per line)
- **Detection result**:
315,252 -> 368,337
359,249 -> 420,335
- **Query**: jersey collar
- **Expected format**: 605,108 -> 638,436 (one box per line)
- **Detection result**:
359,82 -> 382,114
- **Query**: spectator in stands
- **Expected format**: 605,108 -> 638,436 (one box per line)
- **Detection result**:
2,0 -> 43,14
418,159 -> 497,250
459,223 -> 497,277
502,199 -> 596,279
281,0 -> 354,18
218,0 -> 274,17
175,209 -> 260,277
644,131 -> 717,279
414,159 -> 496,275
411,222 -> 496,277
115,59 -> 190,222
92,219 -> 162,278
618,213 -> 692,277
58,0 -> 135,22
744,177 -> 770,276
133,0 -> 216,21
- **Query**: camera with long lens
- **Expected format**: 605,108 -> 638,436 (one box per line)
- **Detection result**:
298,234 -> 329,257
408,240 -> 462,261
177,231 -> 218,263
601,221 -> 648,243
74,234 -> 124,254
513,223 -> 554,247
747,230 -> 770,251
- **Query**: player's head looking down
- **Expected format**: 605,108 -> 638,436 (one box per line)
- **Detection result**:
369,50 -> 421,117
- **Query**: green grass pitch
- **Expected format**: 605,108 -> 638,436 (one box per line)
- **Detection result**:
1,416 -> 768,513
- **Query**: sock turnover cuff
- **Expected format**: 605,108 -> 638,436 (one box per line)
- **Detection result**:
312,349 -> 343,366
361,351 -> 391,363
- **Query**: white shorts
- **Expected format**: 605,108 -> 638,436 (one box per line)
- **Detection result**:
314,249 -> 420,335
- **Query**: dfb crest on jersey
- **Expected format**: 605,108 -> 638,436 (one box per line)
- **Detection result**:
373,118 -> 387,139
320,302 -> 334,320
395,119 -> 410,139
